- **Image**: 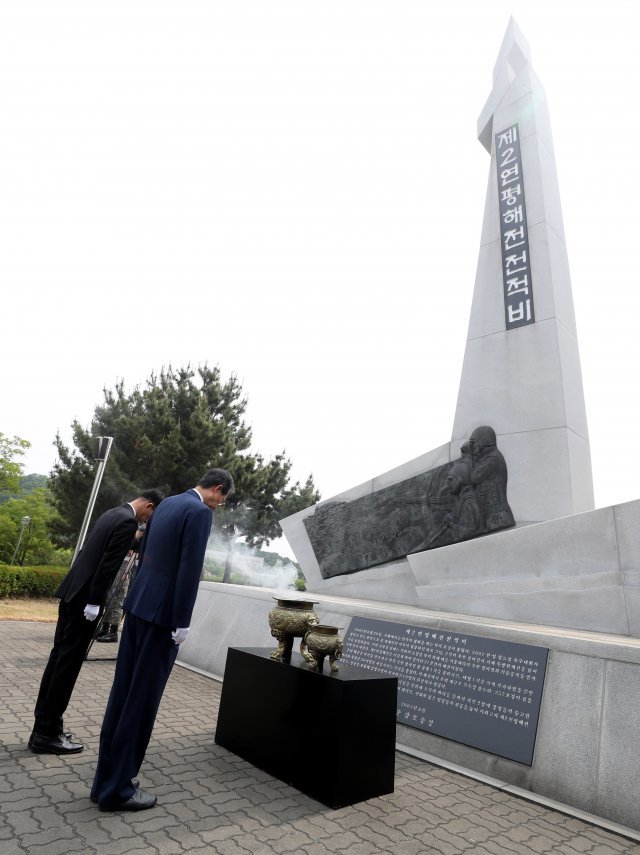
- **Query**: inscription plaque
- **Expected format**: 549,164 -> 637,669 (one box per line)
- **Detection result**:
342,616 -> 548,765
495,123 -> 535,330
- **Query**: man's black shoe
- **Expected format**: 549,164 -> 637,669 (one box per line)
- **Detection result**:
30,733 -> 84,755
99,788 -> 156,811
91,779 -> 139,803
28,730 -> 73,749
95,624 -> 119,643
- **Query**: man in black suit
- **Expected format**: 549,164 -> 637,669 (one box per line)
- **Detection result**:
30,489 -> 163,755
91,469 -> 233,812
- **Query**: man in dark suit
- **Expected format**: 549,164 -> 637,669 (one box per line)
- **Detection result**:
30,490 -> 163,755
91,468 -> 233,812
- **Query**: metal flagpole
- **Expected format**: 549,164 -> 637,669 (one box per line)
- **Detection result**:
10,515 -> 31,565
70,436 -> 113,566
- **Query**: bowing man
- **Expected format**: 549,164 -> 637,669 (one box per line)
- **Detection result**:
91,468 -> 233,812
30,490 -> 163,755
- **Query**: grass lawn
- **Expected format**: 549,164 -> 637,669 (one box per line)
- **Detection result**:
0,598 -> 58,622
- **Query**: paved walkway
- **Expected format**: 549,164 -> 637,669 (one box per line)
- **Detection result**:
1,620 -> 638,855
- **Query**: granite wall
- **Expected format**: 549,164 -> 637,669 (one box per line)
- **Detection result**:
178,583 -> 640,832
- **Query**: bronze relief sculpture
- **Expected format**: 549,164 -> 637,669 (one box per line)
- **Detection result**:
304,425 -> 515,579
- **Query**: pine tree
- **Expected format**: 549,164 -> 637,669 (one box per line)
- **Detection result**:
49,364 -> 320,547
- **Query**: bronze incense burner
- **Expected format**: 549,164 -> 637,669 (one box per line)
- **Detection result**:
268,598 -> 320,662
301,624 -> 343,672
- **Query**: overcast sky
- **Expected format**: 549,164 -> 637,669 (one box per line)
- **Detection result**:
2,1 -> 639,536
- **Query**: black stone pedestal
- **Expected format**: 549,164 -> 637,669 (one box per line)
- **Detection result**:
215,647 -> 397,809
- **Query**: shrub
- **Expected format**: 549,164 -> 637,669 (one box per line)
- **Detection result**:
0,564 -> 67,598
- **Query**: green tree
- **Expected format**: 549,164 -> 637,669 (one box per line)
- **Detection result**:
17,473 -> 49,495
49,364 -> 320,548
0,514 -> 18,562
0,433 -> 30,495
0,488 -> 71,566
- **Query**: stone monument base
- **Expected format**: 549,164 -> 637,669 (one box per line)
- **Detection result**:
180,582 -> 640,833
282,498 -> 640,638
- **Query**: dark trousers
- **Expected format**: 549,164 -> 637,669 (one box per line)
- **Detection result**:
91,613 -> 178,806
33,599 -> 98,737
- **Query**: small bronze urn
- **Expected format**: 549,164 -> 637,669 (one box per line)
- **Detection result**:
301,624 -> 344,672
268,598 -> 320,662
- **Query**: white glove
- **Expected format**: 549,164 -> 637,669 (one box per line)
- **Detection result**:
171,627 -> 189,644
84,604 -> 100,621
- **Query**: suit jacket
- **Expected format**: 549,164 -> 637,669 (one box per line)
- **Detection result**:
124,489 -> 212,629
56,504 -> 138,606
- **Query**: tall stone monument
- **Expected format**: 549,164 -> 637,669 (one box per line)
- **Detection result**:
452,18 -> 594,523
180,21 -> 640,833
278,18 -> 596,598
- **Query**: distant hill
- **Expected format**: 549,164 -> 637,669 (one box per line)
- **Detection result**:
0,473 -> 48,505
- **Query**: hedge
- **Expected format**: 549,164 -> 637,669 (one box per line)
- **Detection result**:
0,564 -> 68,598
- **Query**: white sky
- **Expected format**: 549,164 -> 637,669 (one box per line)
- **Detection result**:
2,1 -> 639,530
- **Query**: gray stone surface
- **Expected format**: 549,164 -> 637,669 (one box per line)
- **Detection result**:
283,497 -> 638,638
176,582 -> 640,833
597,661 -> 640,828
413,572 -> 628,634
3,620 -> 640,852
616,499 -> 640,573
305,558 -> 419,606
454,321 -> 568,435
614,501 -> 640,636
625,581 -> 640,639
528,652 -> 604,812
181,583 -> 274,678
408,500 -> 640,635
452,18 -> 594,522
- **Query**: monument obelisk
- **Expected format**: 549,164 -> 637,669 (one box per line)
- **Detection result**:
184,23 -> 640,833
451,18 -> 594,523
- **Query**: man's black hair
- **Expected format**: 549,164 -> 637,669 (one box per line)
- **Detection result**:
139,489 -> 164,507
197,469 -> 234,495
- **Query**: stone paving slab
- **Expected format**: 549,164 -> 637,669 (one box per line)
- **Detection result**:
1,620 -> 639,855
